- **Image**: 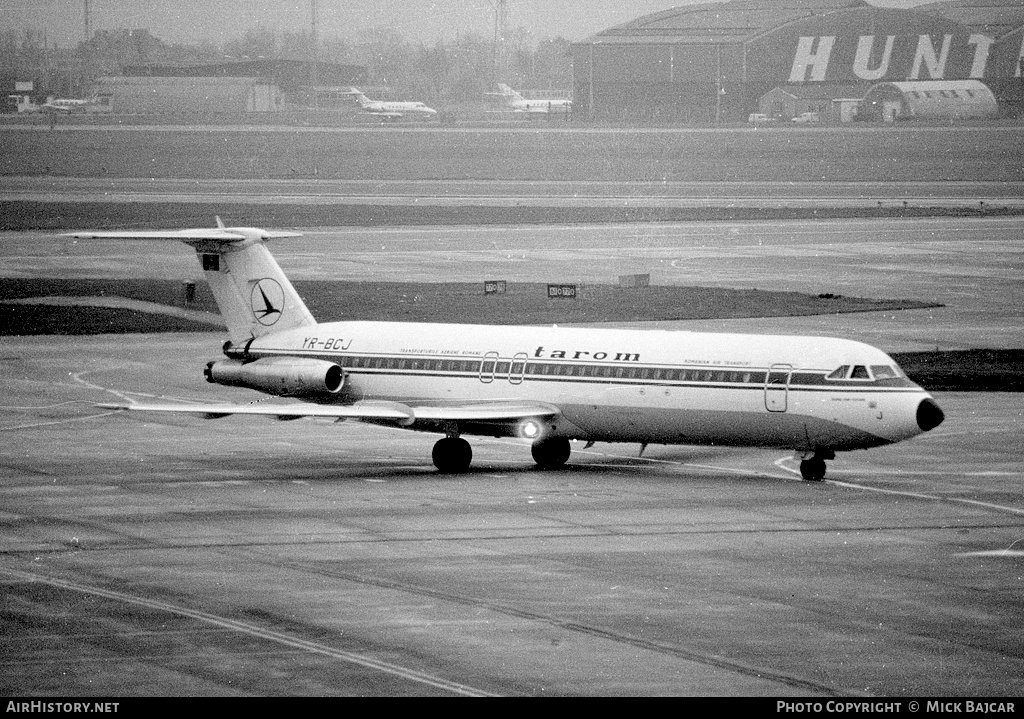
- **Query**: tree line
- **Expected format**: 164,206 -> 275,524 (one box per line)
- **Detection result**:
0,26 -> 573,103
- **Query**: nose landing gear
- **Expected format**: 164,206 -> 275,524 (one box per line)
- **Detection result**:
798,448 -> 835,482
800,457 -> 827,481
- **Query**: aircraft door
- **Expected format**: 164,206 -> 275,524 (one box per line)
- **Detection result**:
509,352 -> 528,385
479,351 -> 498,384
764,364 -> 792,412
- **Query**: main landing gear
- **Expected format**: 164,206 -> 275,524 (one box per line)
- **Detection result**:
432,436 -> 472,473
431,435 -> 572,473
530,437 -> 571,469
798,449 -> 835,482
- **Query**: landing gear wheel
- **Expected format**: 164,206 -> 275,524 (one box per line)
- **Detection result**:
432,437 -> 472,473
531,437 -> 571,469
800,457 -> 827,482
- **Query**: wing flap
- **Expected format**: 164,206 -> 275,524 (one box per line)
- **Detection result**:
96,400 -> 560,424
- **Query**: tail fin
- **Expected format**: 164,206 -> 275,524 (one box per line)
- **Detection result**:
194,223 -> 315,344
65,220 -> 316,345
349,87 -> 370,107
497,84 -> 524,102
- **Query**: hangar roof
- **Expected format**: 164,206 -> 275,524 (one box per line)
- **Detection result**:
916,0 -> 1024,39
578,0 -> 871,45
761,83 -> 865,101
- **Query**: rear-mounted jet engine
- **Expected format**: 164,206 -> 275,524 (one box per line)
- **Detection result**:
205,357 -> 345,397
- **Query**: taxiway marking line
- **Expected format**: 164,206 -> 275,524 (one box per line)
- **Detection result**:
773,457 -> 1024,516
828,480 -> 1024,517
1,411 -> 118,431
0,566 -> 499,697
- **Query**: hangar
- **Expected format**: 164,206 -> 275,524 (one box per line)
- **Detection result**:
95,76 -> 282,114
96,60 -> 366,115
860,78 -> 999,120
571,0 -> 1024,123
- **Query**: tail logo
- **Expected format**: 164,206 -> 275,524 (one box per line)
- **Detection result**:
251,278 -> 285,325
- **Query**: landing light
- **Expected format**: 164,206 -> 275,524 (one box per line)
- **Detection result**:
520,420 -> 542,439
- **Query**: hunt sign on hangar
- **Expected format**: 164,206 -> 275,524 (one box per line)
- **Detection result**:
571,0 -> 1024,123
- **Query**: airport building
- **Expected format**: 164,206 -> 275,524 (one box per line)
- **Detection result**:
571,0 -> 1024,123
94,60 -> 366,114
95,76 -> 282,114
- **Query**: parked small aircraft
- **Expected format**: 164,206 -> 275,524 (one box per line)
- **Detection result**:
346,87 -> 437,120
66,221 -> 944,480
42,97 -> 94,113
488,84 -> 571,115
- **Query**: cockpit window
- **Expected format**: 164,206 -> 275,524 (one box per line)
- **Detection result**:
826,365 -> 849,380
871,365 -> 898,379
850,365 -> 870,379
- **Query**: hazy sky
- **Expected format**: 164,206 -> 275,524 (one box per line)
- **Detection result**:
4,0 -> 935,48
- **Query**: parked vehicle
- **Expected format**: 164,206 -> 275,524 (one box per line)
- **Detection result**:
791,111 -> 821,124
747,112 -> 776,124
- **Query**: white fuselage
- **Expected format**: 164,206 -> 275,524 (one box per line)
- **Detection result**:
510,98 -> 571,114
358,99 -> 437,117
241,320 -> 937,453
43,99 -> 88,113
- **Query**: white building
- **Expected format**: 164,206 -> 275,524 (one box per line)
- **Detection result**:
861,80 -> 999,121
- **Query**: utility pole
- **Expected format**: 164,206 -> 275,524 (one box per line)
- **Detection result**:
493,0 -> 509,85
310,0 -> 319,110
81,0 -> 93,99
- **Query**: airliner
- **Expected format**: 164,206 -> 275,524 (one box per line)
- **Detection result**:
67,222 -> 944,481
347,87 -> 437,120
488,84 -> 572,115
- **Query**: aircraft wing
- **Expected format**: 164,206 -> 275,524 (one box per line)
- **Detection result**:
364,110 -> 404,118
97,399 -> 560,425
65,229 -> 302,241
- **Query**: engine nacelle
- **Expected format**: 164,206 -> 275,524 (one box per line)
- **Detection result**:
205,357 -> 344,397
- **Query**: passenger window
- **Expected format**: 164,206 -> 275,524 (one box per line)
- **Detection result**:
851,365 -> 870,379
871,365 -> 897,379
826,365 -> 849,380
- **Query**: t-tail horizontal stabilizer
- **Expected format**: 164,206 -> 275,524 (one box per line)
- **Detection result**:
64,219 -> 315,344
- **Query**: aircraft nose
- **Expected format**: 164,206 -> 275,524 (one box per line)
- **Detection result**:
917,398 -> 945,432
